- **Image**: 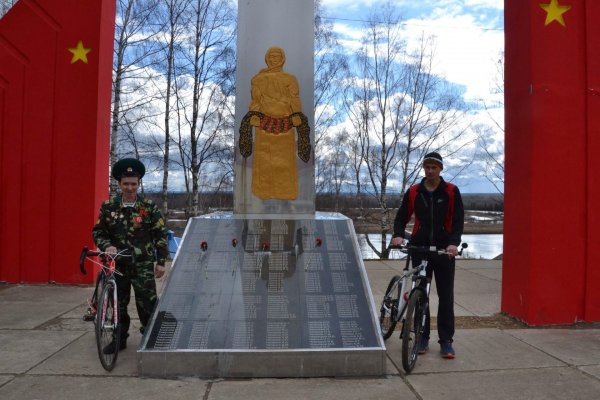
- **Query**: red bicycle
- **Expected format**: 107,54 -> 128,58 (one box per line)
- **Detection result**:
80,246 -> 134,371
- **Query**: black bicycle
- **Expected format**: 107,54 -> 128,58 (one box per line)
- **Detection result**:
380,242 -> 467,373
80,246 -> 134,371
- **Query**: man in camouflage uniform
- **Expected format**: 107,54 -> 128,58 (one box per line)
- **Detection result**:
92,158 -> 168,354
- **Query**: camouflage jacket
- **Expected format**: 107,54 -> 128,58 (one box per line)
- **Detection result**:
92,195 -> 168,265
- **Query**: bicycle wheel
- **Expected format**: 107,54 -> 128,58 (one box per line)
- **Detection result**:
95,280 -> 120,371
401,288 -> 426,373
379,275 -> 401,339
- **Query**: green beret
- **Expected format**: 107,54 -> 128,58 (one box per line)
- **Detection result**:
112,158 -> 145,180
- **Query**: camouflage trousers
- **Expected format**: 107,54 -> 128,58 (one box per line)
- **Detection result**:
115,261 -> 157,338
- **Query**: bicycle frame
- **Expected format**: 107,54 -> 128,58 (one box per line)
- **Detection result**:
80,247 -> 122,316
403,243 -> 468,300
79,246 -> 134,371
387,250 -> 431,326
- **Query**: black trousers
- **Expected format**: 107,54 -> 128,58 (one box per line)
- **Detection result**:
413,253 -> 455,343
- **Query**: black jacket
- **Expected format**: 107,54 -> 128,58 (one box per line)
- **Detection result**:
393,177 -> 464,247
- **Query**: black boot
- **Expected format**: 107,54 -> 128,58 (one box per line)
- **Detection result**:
102,338 -> 127,355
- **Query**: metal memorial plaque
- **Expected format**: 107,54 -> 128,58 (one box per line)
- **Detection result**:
138,213 -> 385,378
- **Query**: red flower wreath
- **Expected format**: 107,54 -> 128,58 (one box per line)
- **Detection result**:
138,207 -> 149,219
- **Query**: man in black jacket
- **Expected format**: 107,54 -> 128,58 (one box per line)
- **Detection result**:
391,152 -> 464,359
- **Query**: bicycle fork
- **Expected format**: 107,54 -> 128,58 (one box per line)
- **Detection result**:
100,285 -> 118,331
418,280 -> 432,334
112,284 -> 118,331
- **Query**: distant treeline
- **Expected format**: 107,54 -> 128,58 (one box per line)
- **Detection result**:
143,191 -> 504,215
461,193 -> 504,212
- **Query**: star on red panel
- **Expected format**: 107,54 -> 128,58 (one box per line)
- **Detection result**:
68,40 -> 91,64
539,0 -> 572,27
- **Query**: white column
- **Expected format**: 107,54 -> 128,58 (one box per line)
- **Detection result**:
233,0 -> 315,216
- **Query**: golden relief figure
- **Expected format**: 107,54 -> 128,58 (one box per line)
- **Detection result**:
239,47 -> 311,200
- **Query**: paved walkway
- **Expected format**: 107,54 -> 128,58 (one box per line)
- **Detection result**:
1,260 -> 599,400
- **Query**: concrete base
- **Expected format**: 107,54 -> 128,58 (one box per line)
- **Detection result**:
138,349 -> 384,378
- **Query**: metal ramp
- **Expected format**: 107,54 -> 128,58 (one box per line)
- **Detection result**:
138,212 -> 385,378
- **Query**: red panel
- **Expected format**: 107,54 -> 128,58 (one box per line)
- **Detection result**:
585,1 -> 600,321
14,3 -> 58,282
504,0 -> 588,324
48,0 -> 115,283
529,0 -> 587,324
0,0 -> 115,283
503,0 -> 534,322
0,31 -> 27,283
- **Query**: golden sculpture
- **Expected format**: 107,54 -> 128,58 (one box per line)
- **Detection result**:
239,47 -> 311,200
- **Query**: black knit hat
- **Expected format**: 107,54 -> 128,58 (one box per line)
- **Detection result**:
423,152 -> 443,168
111,158 -> 145,181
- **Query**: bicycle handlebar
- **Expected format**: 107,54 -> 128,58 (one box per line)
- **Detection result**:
79,246 -> 89,274
390,242 -> 468,256
79,247 -> 136,275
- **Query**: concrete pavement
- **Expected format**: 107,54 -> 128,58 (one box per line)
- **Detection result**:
1,259 -> 600,400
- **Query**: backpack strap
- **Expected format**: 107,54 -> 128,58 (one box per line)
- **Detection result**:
444,183 -> 456,233
408,184 -> 420,237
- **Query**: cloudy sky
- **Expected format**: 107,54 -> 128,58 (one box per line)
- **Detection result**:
321,0 -> 505,193
322,0 -> 504,101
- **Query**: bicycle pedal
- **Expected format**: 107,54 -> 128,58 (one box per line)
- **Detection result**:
82,310 -> 96,321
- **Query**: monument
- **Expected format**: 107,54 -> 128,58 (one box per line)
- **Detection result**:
137,0 -> 385,378
238,46 -> 311,202
233,2 -> 315,216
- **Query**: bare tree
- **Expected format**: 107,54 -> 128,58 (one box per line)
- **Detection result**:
156,0 -> 192,217
321,130 -> 351,211
173,0 -> 236,216
314,0 -> 349,193
476,124 -> 504,194
110,0 -> 161,195
477,51 -> 504,194
345,4 -> 467,259
344,61 -> 371,221
394,35 -> 468,193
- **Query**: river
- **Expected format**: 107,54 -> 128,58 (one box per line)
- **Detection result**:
357,234 -> 503,260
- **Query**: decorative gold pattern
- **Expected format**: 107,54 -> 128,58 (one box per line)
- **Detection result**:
239,111 -> 311,162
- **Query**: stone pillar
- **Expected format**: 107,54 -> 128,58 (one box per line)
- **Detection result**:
233,0 -> 315,216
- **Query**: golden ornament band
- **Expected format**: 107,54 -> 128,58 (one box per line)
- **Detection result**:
239,111 -> 311,163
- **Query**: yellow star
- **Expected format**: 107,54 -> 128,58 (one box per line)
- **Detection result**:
539,0 -> 572,27
68,40 -> 91,64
